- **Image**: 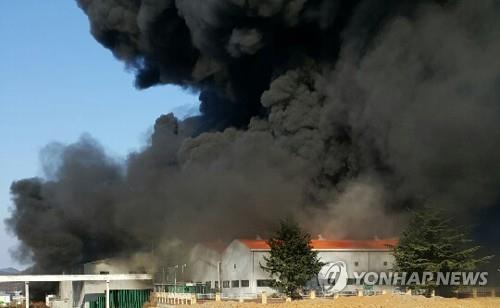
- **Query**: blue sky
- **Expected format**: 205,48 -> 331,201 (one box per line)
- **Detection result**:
0,1 -> 198,268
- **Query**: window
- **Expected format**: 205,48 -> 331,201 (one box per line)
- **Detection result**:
223,281 -> 230,288
383,261 -> 388,266
205,281 -> 211,289
241,280 -> 249,287
99,271 -> 110,275
234,264 -> 237,269
231,280 -> 239,288
354,261 -> 359,267
347,278 -> 357,285
215,281 -> 219,289
257,279 -> 275,287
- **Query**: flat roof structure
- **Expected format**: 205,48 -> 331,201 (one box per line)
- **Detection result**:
0,274 -> 152,308
0,274 -> 152,282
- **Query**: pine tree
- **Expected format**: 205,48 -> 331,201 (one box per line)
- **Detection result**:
393,207 -> 492,294
261,219 -> 324,298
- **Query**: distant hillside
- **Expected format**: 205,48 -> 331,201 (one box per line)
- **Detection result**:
0,268 -> 22,292
0,268 -> 20,275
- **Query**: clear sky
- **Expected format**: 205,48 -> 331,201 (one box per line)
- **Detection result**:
0,1 -> 198,268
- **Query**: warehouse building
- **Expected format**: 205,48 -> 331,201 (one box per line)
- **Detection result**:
80,257 -> 151,307
50,257 -> 153,308
189,241 -> 225,289
190,238 -> 397,298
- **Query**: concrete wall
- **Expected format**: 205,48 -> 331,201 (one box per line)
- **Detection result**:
222,241 -> 256,298
189,244 -> 221,287
189,241 -> 275,298
251,251 -> 278,295
188,240 -> 396,298
315,250 -> 394,292
216,242 -> 395,297
316,250 -> 393,273
84,258 -> 147,275
82,258 -> 151,290
74,259 -> 152,307
219,242 -> 275,298
0,294 -> 11,304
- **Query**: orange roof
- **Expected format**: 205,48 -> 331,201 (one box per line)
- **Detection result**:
237,238 -> 397,251
238,239 -> 271,250
310,239 -> 398,250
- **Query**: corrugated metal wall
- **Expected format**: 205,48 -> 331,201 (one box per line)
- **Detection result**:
89,289 -> 150,308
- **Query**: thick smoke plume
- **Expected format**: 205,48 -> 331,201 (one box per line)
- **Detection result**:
6,0 -> 500,275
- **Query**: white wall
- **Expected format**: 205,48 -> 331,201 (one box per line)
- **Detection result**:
84,259 -> 145,275
219,241 -> 275,298
82,258 -> 151,290
221,241 -> 254,298
189,244 -> 221,288
251,251 -> 277,295
0,294 -> 10,304
317,250 -> 394,273
75,259 -> 152,307
220,243 -> 395,296
315,250 -> 394,292
188,240 -> 396,297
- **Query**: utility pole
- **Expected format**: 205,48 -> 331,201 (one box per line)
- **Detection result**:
24,281 -> 29,308
218,261 -> 222,293
105,280 -> 110,308
181,264 -> 187,281
162,267 -> 166,292
174,265 -> 179,297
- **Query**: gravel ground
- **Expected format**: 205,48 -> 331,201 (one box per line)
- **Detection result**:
182,295 -> 500,308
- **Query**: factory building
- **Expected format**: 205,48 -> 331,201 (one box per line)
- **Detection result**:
78,257 -> 152,306
190,238 -> 397,298
49,257 -> 153,308
45,237 -> 397,305
189,241 -> 225,288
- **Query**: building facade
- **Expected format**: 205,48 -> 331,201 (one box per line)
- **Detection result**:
49,257 -> 153,308
0,293 -> 11,306
190,238 -> 397,298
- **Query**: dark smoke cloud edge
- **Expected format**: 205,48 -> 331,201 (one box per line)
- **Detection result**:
6,0 -> 500,277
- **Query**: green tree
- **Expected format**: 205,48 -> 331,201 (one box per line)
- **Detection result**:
261,219 -> 324,298
393,207 -> 492,294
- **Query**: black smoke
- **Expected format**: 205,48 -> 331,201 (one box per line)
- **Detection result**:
6,0 -> 500,280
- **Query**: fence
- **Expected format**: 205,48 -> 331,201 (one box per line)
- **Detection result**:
154,292 -> 197,305
455,287 -> 498,298
151,286 -> 499,306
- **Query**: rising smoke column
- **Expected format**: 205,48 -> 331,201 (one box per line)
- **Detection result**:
6,0 -> 500,275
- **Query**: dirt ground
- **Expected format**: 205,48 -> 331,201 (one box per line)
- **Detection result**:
186,295 -> 500,308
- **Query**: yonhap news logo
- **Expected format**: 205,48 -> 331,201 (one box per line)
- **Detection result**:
317,261 -> 348,294
316,261 -> 488,294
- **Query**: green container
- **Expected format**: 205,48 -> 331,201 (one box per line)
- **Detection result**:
89,289 -> 151,308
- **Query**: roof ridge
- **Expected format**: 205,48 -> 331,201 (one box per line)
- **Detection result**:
235,238 -> 398,250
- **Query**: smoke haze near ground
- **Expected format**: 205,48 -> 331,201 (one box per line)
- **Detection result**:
6,0 -> 500,275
